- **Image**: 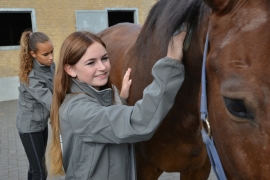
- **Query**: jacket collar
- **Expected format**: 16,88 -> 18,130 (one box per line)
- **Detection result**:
32,59 -> 52,72
70,78 -> 113,106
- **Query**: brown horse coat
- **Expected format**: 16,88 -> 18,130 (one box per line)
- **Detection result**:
100,0 -> 270,179
98,1 -> 211,179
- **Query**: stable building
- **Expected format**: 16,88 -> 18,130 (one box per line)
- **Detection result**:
0,0 -> 156,102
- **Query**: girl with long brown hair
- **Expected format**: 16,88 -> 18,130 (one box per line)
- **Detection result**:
17,30 -> 54,180
49,30 -> 186,180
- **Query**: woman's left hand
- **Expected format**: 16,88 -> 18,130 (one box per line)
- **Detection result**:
120,68 -> 132,100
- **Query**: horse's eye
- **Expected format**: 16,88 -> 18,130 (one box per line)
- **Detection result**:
224,97 -> 254,120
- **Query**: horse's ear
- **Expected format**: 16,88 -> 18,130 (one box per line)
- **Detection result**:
204,0 -> 233,13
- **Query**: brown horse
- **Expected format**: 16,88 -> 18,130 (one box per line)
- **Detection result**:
99,0 -> 270,179
204,0 -> 270,179
100,24 -> 210,179
99,1 -> 211,179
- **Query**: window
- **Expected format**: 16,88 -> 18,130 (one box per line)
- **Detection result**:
108,10 -> 135,27
0,9 -> 36,49
76,8 -> 138,33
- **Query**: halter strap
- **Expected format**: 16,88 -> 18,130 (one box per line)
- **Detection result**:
200,31 -> 227,180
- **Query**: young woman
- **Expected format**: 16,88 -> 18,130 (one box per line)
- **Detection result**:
49,30 -> 186,180
16,30 -> 54,180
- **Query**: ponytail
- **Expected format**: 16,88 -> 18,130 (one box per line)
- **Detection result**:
19,31 -> 33,84
18,30 -> 50,84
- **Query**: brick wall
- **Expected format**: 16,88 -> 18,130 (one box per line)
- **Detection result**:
0,0 -> 156,78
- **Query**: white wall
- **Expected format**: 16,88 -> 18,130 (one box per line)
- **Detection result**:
0,76 -> 19,102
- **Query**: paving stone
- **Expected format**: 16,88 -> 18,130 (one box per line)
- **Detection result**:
9,170 -> 19,178
0,100 -> 218,180
0,169 -> 8,176
0,176 -> 8,180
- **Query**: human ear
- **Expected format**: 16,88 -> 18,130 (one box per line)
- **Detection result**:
64,64 -> 77,77
30,51 -> 36,59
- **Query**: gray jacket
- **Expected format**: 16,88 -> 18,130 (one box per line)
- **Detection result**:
16,59 -> 55,133
60,57 -> 185,180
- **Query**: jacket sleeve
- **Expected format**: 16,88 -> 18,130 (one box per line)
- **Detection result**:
112,85 -> 128,105
65,57 -> 185,143
24,73 -> 52,111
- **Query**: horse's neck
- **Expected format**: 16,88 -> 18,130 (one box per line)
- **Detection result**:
125,34 -> 166,105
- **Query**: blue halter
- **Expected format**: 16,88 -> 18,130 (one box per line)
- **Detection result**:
200,31 -> 227,180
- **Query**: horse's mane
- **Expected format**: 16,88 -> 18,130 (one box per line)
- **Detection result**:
134,0 -> 210,56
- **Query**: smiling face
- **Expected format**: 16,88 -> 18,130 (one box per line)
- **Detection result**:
30,40 -> 54,66
66,42 -> 111,90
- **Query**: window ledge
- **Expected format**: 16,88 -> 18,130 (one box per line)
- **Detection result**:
0,46 -> 20,50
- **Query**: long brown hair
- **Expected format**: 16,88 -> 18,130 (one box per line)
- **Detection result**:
19,31 -> 50,84
49,31 -> 111,176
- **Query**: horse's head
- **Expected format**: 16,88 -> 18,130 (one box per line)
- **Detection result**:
205,0 -> 270,178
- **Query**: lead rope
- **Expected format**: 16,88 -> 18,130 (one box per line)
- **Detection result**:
200,31 -> 227,180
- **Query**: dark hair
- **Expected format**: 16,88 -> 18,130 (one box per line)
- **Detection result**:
19,31 -> 50,84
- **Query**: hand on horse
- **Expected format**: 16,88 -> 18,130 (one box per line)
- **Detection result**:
120,68 -> 132,100
167,31 -> 187,61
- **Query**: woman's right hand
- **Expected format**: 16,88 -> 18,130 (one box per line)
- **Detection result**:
166,31 -> 187,61
120,68 -> 132,100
